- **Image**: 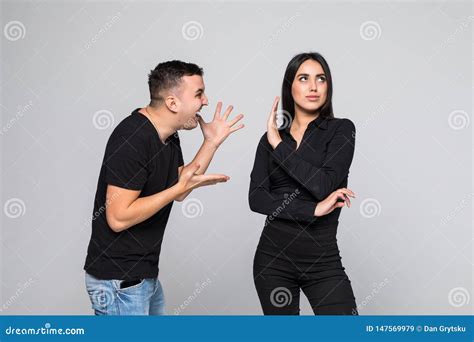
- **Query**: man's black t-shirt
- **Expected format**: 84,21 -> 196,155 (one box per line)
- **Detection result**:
84,108 -> 184,280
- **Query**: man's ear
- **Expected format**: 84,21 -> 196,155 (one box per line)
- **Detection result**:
165,95 -> 179,113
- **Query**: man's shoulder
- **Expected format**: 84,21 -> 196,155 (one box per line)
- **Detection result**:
112,109 -> 152,136
106,109 -> 152,149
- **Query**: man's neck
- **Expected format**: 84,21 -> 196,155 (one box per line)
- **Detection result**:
139,105 -> 177,144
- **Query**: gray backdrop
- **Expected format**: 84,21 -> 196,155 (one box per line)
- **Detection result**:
1,0 -> 472,315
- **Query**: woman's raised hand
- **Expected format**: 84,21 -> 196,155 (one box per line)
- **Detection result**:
266,96 -> 283,149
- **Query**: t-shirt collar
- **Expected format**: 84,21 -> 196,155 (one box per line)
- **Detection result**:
134,108 -> 177,145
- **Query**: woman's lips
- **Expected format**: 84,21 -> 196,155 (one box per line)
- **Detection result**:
306,96 -> 320,101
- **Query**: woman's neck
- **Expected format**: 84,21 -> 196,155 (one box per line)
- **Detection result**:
292,108 -> 319,131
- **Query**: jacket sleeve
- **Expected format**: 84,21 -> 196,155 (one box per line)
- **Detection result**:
248,133 -> 318,223
271,119 -> 356,201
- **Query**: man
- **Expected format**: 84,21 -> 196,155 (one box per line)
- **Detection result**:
84,60 -> 244,315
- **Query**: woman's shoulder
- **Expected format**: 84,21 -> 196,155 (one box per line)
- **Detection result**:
328,116 -> 356,131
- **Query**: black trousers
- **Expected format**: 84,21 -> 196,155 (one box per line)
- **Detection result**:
253,218 -> 358,315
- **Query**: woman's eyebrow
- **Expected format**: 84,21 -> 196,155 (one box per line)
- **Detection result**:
296,73 -> 326,77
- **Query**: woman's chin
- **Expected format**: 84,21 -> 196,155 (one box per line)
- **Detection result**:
295,102 -> 322,114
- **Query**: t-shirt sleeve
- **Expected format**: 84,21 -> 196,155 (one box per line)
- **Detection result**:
103,129 -> 149,191
173,132 -> 185,167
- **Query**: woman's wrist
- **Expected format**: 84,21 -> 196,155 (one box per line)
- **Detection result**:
314,203 -> 321,217
271,138 -> 282,150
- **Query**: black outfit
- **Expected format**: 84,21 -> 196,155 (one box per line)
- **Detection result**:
249,115 -> 358,315
84,108 -> 184,281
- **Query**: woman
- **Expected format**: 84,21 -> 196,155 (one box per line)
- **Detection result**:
249,52 -> 358,315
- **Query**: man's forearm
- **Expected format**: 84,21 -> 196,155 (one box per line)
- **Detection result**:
190,140 -> 219,175
112,183 -> 185,232
177,140 -> 218,201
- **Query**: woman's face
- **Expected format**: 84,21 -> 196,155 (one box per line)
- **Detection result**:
291,59 -> 328,115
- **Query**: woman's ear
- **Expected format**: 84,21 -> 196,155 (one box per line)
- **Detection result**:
165,95 -> 178,113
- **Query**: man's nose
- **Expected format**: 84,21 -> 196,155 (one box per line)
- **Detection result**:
202,95 -> 209,106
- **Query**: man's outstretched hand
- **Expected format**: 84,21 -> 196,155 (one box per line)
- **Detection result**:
197,101 -> 244,148
177,163 -> 230,193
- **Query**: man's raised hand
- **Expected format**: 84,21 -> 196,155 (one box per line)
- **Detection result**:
197,101 -> 244,148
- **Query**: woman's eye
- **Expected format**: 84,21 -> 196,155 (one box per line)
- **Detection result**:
318,77 -> 326,83
299,76 -> 307,81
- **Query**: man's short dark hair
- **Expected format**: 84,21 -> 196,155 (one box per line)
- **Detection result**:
148,60 -> 204,107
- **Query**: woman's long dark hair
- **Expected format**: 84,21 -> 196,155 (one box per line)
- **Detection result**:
281,52 -> 334,120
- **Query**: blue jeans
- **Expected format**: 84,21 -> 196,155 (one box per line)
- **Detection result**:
85,272 -> 165,315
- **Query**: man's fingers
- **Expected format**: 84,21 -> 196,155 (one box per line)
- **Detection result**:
196,114 -> 205,125
182,163 -> 200,179
228,113 -> 244,127
195,174 -> 229,182
195,175 -> 229,188
214,101 -> 223,119
222,105 -> 234,120
200,179 -> 225,187
186,162 -> 200,171
189,163 -> 200,174
230,124 -> 245,133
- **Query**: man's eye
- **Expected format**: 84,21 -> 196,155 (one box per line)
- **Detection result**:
196,93 -> 202,98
